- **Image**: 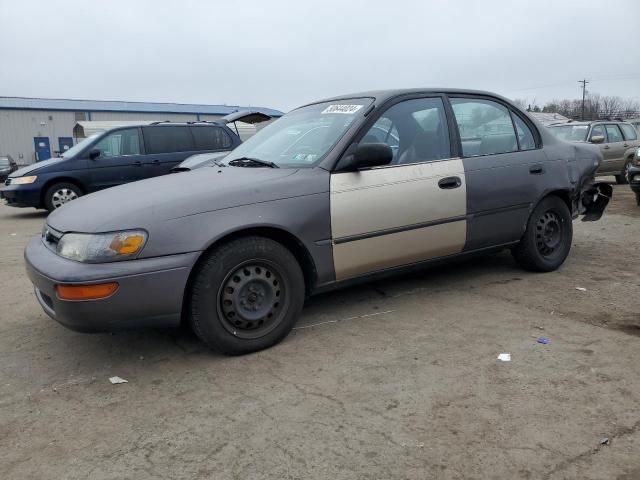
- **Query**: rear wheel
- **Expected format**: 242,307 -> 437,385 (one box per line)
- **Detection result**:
513,196 -> 573,272
189,236 -> 305,355
615,159 -> 632,184
44,182 -> 82,211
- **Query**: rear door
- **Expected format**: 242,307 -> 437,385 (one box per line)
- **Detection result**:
88,128 -> 144,191
448,96 -> 546,250
602,124 -> 626,173
140,126 -> 197,178
330,96 -> 466,281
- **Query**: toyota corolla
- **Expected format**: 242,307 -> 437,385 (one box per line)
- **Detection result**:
25,89 -> 611,355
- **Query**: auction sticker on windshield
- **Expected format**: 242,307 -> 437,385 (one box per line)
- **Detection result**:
321,104 -> 363,114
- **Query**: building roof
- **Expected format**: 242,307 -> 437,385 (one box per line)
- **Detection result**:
0,96 -> 284,117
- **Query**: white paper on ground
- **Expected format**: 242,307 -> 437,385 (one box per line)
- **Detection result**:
497,353 -> 511,362
109,376 -> 128,384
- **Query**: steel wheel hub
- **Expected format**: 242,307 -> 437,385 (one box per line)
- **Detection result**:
219,262 -> 284,338
536,211 -> 562,256
52,188 -> 78,208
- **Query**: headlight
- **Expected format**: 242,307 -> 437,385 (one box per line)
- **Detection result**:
56,230 -> 147,263
11,175 -> 37,185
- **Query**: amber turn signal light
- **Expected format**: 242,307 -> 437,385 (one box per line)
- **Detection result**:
56,282 -> 119,301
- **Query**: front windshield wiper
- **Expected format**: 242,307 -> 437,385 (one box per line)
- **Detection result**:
228,157 -> 279,168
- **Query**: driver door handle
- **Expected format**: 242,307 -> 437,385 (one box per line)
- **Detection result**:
438,176 -> 462,189
133,161 -> 142,167
151,159 -> 160,165
602,145 -> 610,150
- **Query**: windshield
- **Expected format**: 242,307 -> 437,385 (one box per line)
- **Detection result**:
60,134 -> 101,158
548,125 -> 589,142
224,98 -> 373,168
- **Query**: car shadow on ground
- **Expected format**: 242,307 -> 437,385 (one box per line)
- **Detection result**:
3,209 -> 48,220
41,250 -> 520,365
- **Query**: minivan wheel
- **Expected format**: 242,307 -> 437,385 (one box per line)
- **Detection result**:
512,196 -> 573,272
44,182 -> 82,211
189,236 -> 305,355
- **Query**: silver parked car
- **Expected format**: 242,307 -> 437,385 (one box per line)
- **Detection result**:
548,120 -> 640,184
25,89 -> 610,355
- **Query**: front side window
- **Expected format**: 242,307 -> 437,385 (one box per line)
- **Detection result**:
619,123 -> 638,141
192,126 -> 233,151
94,129 -> 140,158
590,125 -> 605,141
605,124 -> 623,143
224,98 -> 372,168
450,98 -> 517,156
143,126 -> 194,154
361,97 -> 450,165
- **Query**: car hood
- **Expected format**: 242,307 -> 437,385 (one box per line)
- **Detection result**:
47,166 -> 321,232
10,157 -> 65,177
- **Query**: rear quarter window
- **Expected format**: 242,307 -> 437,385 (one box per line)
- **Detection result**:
191,126 -> 233,151
143,126 -> 194,154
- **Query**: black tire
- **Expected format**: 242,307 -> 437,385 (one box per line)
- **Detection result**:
615,159 -> 632,185
513,196 -> 573,272
636,192 -> 640,207
189,236 -> 305,355
44,182 -> 82,211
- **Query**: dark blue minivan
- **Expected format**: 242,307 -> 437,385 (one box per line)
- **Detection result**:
0,115 -> 269,211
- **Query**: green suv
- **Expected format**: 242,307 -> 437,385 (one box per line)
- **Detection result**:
548,120 -> 639,184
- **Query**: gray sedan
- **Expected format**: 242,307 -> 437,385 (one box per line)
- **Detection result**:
25,89 -> 611,355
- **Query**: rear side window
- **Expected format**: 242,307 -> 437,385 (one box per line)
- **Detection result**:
450,98 -> 517,156
191,126 -> 233,151
605,124 -> 623,143
143,126 -> 194,154
619,124 -> 638,141
511,114 -> 536,150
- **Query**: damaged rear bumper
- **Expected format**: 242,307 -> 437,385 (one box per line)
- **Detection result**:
579,181 -> 612,222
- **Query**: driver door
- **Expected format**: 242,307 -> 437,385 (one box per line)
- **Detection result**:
330,97 -> 467,281
88,128 -> 145,192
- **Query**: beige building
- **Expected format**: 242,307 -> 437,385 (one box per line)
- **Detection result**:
0,97 -> 282,165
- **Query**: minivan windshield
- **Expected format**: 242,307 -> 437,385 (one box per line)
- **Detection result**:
60,134 -> 101,158
223,98 -> 373,168
548,125 -> 589,142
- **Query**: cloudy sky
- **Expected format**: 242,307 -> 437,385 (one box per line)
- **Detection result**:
1,0 -> 639,112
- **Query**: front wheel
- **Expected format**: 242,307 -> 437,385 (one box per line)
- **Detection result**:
44,182 -> 82,211
189,236 -> 305,355
513,196 -> 573,272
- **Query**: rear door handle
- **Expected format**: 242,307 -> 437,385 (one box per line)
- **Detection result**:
151,159 -> 160,165
603,145 -> 610,150
623,144 -> 629,148
529,164 -> 545,175
438,176 -> 462,189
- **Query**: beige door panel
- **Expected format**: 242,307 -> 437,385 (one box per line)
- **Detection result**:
330,159 -> 467,281
333,220 -> 466,280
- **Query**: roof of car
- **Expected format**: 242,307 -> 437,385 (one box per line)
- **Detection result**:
549,119 -> 633,127
306,88 -> 514,107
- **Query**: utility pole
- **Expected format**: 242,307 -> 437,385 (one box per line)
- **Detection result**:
579,79 -> 589,120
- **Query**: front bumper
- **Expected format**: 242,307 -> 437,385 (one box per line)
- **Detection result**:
0,183 -> 42,208
24,238 -> 199,332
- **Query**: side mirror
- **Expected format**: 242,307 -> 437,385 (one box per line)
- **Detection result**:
590,135 -> 605,144
88,148 -> 101,159
340,143 -> 393,171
